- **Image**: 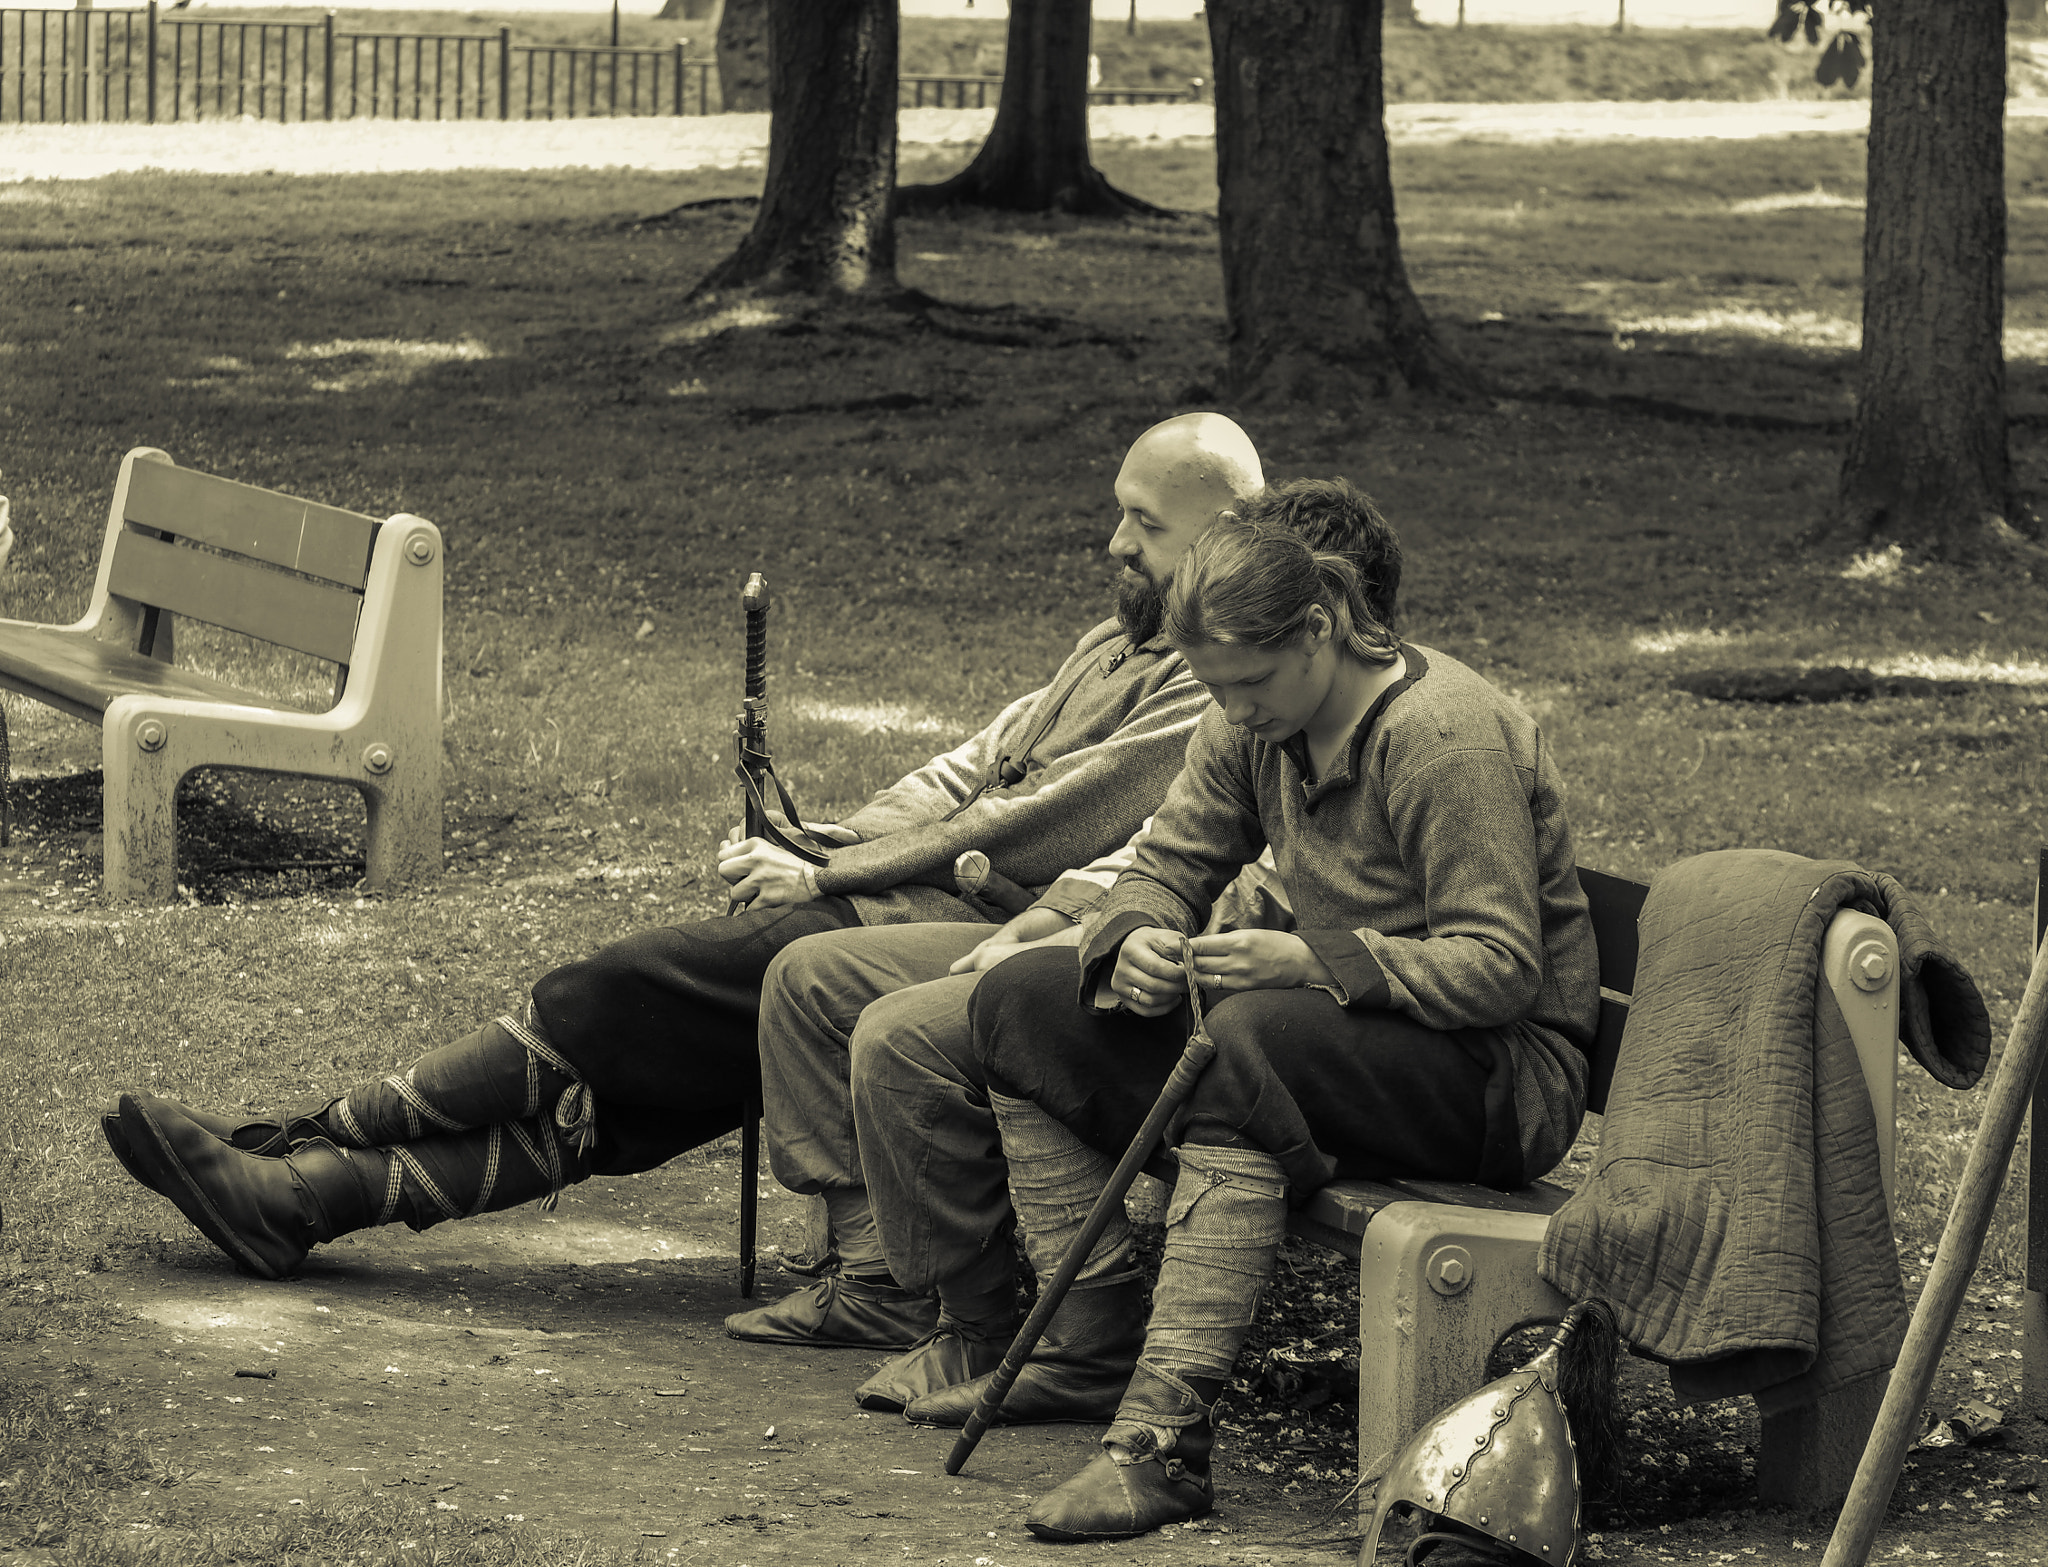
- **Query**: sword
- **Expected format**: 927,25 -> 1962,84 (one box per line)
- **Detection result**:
730,573 -> 829,1298
732,573 -> 830,896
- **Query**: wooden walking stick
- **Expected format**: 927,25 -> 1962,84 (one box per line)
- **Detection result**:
1822,894 -> 2048,1567
946,939 -> 1218,1477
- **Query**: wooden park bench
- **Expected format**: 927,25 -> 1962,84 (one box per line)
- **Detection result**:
0,447 -> 443,901
1288,865 -> 1906,1514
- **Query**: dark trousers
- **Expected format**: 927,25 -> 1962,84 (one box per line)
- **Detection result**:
529,898 -> 861,1176
965,946 -> 1523,1195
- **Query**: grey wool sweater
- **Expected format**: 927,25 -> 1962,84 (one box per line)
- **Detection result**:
1080,644 -> 1600,1181
815,618 -> 1211,926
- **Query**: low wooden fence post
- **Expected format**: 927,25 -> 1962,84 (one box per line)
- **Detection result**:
497,24 -> 509,119
146,0 -> 157,123
322,10 -> 333,120
672,39 -> 682,115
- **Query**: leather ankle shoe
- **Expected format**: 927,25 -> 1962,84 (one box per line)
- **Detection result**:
102,1099 -> 287,1195
1024,1438 -> 1214,1542
904,1352 -> 1126,1427
1025,1363 -> 1216,1542
853,1322 -> 1011,1413
906,1277 -> 1142,1427
723,1274 -> 937,1350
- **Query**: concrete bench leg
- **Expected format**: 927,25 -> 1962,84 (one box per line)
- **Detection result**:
101,707 -> 180,902
361,761 -> 442,891
1755,1372 -> 1887,1507
1354,1202 -> 1569,1498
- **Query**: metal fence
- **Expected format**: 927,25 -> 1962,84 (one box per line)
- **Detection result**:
0,2 -> 715,124
900,73 -> 1203,111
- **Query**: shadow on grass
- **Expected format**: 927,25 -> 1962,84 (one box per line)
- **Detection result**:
8,769 -> 369,904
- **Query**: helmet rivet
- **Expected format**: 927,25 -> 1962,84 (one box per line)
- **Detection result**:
1508,1535 -> 1517,1543
1451,1466 -> 1463,1477
1476,1435 -> 1487,1446
1479,1516 -> 1489,1525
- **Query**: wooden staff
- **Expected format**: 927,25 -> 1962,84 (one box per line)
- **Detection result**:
946,940 -> 1217,1476
1822,914 -> 2048,1567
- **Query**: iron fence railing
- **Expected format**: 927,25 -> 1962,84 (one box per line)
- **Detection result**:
0,2 -> 715,124
899,73 -> 1204,110
0,11 -> 1198,126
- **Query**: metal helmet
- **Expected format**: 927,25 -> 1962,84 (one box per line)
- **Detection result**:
1362,1316 -> 1589,1567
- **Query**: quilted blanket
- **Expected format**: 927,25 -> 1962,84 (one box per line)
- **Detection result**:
1537,849 -> 1990,1411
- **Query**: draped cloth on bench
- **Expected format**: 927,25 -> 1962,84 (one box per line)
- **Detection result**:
1538,849 -> 1991,1412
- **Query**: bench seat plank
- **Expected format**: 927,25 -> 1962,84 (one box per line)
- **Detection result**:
1295,1176 -> 1573,1258
0,624 -> 308,725
1371,1175 -> 1573,1214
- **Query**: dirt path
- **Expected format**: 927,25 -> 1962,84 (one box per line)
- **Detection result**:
14,1149 -> 1359,1565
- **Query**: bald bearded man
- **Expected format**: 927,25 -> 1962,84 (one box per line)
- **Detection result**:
721,412 -> 1268,1355
103,413 -> 1260,1291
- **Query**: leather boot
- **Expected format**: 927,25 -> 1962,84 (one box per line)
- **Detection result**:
724,1273 -> 939,1351
101,1103 -> 288,1195
852,1319 -> 1014,1413
1025,1362 -> 1215,1542
904,1276 -> 1145,1428
116,1092 -> 382,1280
120,1091 -> 590,1277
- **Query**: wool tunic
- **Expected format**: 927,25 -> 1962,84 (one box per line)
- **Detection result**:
816,618 -> 1210,925
1080,644 -> 1600,1181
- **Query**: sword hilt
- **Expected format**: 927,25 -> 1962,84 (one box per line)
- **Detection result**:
742,572 -> 769,704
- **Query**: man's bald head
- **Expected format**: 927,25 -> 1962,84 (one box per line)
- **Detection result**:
1117,412 -> 1265,520
1108,413 -> 1265,644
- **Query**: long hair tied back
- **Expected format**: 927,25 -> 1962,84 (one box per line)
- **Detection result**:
1163,516 -> 1401,666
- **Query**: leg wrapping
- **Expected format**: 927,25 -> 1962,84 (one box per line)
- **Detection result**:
382,1115 -> 596,1232
991,1091 -> 1135,1289
326,1007 -> 595,1165
1143,1143 -> 1286,1383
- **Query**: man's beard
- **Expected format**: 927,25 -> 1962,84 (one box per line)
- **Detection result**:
1117,572 -> 1165,645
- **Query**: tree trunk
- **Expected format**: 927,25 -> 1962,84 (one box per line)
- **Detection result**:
691,0 -> 902,303
898,0 -> 1165,216
1834,0 -> 2013,560
1206,0 -> 1476,405
714,0 -> 767,113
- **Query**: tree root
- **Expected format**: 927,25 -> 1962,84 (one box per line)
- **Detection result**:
629,196 -> 762,228
895,167 -> 1183,221
658,283 -> 1139,358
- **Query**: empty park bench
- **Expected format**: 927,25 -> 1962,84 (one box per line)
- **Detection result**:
0,447 -> 443,901
1287,865 -> 1909,1515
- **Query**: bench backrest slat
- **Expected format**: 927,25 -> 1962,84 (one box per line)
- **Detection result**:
107,532 -> 364,667
122,458 -> 377,587
1577,865 -> 1649,1118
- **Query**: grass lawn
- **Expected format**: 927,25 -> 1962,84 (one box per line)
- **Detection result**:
0,119 -> 2042,1562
